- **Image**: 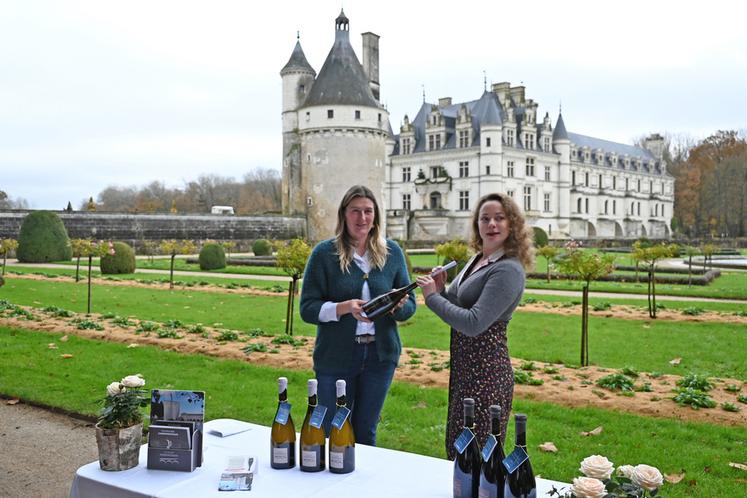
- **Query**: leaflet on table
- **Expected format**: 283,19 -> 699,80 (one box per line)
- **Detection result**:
208,419 -> 254,438
219,456 -> 257,492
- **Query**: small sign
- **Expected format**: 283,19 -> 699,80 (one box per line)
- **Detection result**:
502,446 -> 529,474
481,434 -> 498,462
274,403 -> 291,425
309,405 -> 327,429
331,406 -> 351,430
453,427 -> 475,455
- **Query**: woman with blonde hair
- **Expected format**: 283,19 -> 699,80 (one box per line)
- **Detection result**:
300,185 -> 416,446
417,192 -> 534,458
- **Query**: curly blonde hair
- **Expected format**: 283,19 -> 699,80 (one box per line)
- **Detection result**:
334,185 -> 389,273
469,193 -> 535,270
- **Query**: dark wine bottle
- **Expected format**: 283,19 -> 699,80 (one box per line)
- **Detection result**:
328,379 -> 355,474
478,405 -> 507,498
299,379 -> 326,472
453,398 -> 481,498
503,414 -> 536,498
270,376 -> 296,469
362,260 -> 456,320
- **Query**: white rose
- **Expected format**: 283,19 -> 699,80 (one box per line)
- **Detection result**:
571,477 -> 607,498
120,374 -> 145,388
632,464 -> 663,491
579,455 -> 614,480
616,465 -> 635,479
106,382 -> 125,396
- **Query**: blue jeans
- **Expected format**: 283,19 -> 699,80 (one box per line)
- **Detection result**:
315,342 -> 396,446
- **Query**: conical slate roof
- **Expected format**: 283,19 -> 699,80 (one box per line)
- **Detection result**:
553,113 -> 569,140
280,40 -> 316,76
303,14 -> 378,108
471,91 -> 503,126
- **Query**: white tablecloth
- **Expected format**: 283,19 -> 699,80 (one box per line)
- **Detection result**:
70,419 -> 568,498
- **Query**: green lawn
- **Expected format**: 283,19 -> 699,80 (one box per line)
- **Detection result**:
1,326 -> 744,498
2,277 -> 746,379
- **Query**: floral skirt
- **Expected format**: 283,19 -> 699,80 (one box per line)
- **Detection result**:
445,320 -> 513,460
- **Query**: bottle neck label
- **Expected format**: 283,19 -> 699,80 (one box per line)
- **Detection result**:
274,402 -> 292,425
502,446 -> 529,474
481,434 -> 498,462
309,405 -> 327,429
453,427 -> 475,455
331,406 -> 351,430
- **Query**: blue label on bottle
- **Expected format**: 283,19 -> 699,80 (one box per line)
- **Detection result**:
331,406 -> 351,430
453,464 -> 474,498
309,405 -> 327,429
274,402 -> 291,425
502,446 -> 529,474
453,427 -> 475,455
482,434 -> 498,462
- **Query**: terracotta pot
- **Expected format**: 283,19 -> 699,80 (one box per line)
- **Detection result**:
95,422 -> 143,471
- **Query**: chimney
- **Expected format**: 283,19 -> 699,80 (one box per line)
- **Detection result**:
509,85 -> 525,105
438,97 -> 452,107
643,133 -> 666,161
362,32 -> 380,101
492,82 -> 510,105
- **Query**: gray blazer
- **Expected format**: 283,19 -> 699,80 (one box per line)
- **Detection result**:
424,254 -> 525,337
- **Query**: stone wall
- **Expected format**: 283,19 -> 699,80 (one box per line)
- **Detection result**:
0,210 -> 305,243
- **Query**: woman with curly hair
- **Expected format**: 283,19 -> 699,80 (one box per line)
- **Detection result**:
417,192 -> 534,458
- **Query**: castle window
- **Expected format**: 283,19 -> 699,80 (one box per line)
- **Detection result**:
585,198 -> 589,213
355,110 -> 361,120
584,172 -> 589,186
524,133 -> 535,150
625,178 -> 629,191
327,109 -> 334,119
428,135 -> 434,150
525,157 -> 535,177
507,161 -> 515,178
507,190 -> 515,198
429,192 -> 442,209
505,129 -> 515,146
543,192 -> 551,212
572,171 -> 576,185
544,166 -> 551,181
649,180 -> 653,193
401,138 -> 411,155
459,130 -> 470,148
300,84 -> 305,93
604,200 -> 609,214
378,113 -> 382,122
543,137 -> 551,152
486,137 -> 492,147
613,200 -> 617,215
637,202 -> 641,216
402,193 -> 411,211
305,111 -> 310,122
523,186 -> 532,212
637,179 -> 641,192
430,166 -> 445,178
613,176 -> 617,190
486,165 -> 491,175
435,134 -> 441,149
459,161 -> 469,178
598,174 -> 603,188
402,167 -> 411,182
577,198 -> 583,213
459,191 -> 470,211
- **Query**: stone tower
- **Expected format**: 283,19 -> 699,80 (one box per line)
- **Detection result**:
280,10 -> 391,241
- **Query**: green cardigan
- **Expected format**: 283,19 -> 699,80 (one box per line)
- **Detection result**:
300,239 -> 416,371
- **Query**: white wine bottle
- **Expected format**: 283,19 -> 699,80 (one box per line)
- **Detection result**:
362,260 -> 457,320
478,405 -> 507,498
299,379 -> 326,472
503,414 -> 536,498
270,376 -> 296,469
453,398 -> 481,498
328,379 -> 355,474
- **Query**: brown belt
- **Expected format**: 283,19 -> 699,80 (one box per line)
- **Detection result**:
354,334 -> 376,344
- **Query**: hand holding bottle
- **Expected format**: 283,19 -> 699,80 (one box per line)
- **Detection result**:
337,299 -> 372,323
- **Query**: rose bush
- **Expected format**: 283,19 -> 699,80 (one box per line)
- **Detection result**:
98,374 -> 148,429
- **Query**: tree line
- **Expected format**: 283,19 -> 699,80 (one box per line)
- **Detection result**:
83,168 -> 281,215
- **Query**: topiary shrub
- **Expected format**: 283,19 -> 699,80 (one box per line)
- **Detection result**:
199,243 -> 226,270
532,226 -> 549,248
16,211 -> 72,262
252,239 -> 273,256
100,242 -> 136,274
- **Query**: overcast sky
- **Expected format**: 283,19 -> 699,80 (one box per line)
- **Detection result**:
2,0 -> 746,209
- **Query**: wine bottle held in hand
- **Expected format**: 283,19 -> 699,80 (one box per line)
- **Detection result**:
362,260 -> 457,320
453,398 -> 481,498
478,405 -> 507,498
328,379 -> 355,474
270,377 -> 296,469
300,379 -> 326,472
502,414 -> 536,498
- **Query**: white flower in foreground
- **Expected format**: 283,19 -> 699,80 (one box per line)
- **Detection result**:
106,382 -> 125,396
120,374 -> 145,388
616,464 -> 635,479
632,464 -> 663,491
571,477 -> 607,498
579,455 -> 614,480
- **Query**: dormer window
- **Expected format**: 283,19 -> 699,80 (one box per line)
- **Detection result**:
459,130 -> 470,148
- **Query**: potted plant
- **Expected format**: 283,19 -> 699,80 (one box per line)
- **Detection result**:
95,374 -> 148,471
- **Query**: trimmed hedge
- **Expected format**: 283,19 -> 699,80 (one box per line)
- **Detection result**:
100,242 -> 136,274
526,269 -> 721,286
252,239 -> 273,256
16,211 -> 72,262
533,227 -> 549,248
199,243 -> 226,270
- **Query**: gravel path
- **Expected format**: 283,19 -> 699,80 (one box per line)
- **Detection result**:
0,400 -> 97,498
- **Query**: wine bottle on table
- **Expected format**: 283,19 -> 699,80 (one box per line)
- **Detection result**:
453,398 -> 481,498
300,379 -> 326,472
270,376 -> 296,469
362,260 -> 457,320
328,379 -> 355,474
478,405 -> 507,498
503,414 -> 536,498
